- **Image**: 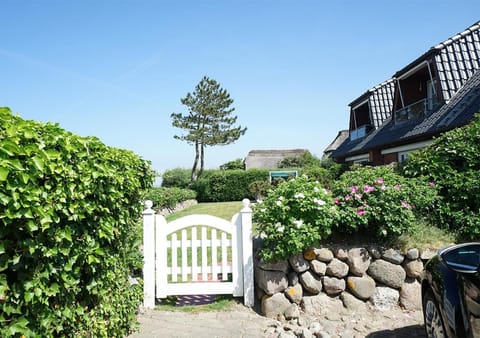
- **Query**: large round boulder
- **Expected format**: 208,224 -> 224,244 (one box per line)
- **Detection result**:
347,247 -> 371,276
299,270 -> 323,294
346,275 -> 376,300
367,259 -> 406,289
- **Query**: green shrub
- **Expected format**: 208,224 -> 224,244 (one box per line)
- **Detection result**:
192,169 -> 269,202
0,108 -> 154,337
320,157 -> 347,174
252,166 -> 438,261
161,168 -> 191,188
278,150 -> 321,168
299,166 -> 336,189
143,187 -> 196,210
332,166 -> 437,239
248,180 -> 272,201
219,158 -> 244,170
403,113 -> 480,240
253,176 -> 337,262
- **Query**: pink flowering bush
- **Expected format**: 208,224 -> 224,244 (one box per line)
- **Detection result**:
253,167 -> 438,261
253,176 -> 337,261
332,166 -> 437,239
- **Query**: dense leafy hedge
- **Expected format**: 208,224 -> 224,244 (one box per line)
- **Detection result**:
192,169 -> 269,202
403,113 -> 480,240
0,108 -> 154,337
143,187 -> 196,210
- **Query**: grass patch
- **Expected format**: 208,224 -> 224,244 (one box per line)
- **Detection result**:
323,219 -> 456,252
166,201 -> 243,222
397,218 -> 456,252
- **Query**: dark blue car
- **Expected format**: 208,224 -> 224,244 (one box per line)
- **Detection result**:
421,242 -> 480,337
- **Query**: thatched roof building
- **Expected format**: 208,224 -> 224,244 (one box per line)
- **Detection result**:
244,149 -> 308,169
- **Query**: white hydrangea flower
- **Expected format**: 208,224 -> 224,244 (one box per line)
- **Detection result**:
274,222 -> 284,233
293,219 -> 303,229
314,198 -> 326,206
276,200 -> 282,206
313,186 -> 320,192
294,193 -> 305,198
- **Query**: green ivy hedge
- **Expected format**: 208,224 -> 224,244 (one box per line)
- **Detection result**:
0,108 -> 154,337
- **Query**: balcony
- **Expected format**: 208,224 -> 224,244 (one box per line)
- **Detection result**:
350,124 -> 372,141
394,97 -> 441,123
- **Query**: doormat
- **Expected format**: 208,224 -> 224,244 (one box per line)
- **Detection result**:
175,294 -> 216,306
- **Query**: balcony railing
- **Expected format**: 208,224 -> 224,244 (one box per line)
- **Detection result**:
394,97 -> 441,123
350,124 -> 372,141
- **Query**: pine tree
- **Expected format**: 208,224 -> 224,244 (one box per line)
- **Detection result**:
171,76 -> 247,181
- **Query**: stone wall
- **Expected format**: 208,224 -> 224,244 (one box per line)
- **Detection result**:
254,244 -> 437,319
156,199 -> 198,216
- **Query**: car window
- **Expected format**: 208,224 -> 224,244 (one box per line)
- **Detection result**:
442,244 -> 480,271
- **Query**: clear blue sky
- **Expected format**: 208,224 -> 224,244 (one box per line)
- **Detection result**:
1,1 -> 479,175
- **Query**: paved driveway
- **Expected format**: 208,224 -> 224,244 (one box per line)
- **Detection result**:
128,303 -> 426,338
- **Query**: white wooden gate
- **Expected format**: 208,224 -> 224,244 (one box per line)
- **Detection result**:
142,199 -> 254,309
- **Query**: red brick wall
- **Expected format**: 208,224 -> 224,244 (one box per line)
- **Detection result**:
369,149 -> 383,165
383,152 -> 397,164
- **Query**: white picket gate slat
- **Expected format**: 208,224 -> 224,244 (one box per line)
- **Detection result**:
142,199 -> 253,309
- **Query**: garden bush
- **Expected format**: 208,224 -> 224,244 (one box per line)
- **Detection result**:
248,180 -> 272,201
192,169 -> 269,202
332,166 -> 437,240
299,166 -> 336,189
0,108 -> 154,337
253,166 -> 438,262
278,150 -> 321,168
403,113 -> 480,240
143,186 -> 196,210
320,157 -> 348,179
253,176 -> 337,261
219,158 -> 245,170
161,168 -> 191,188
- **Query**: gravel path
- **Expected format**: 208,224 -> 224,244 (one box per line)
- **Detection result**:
128,303 -> 426,338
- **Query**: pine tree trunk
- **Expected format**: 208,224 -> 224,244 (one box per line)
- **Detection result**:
199,143 -> 205,178
191,141 -> 200,181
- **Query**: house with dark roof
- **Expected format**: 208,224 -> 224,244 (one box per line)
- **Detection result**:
323,130 -> 349,159
330,20 -> 480,165
333,79 -> 395,162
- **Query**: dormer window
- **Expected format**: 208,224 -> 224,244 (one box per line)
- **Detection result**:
349,99 -> 371,141
393,61 -> 441,124
350,124 -> 372,141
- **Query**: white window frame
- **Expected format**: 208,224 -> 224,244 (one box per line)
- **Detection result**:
381,140 -> 433,155
398,151 -> 409,163
345,153 -> 370,163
